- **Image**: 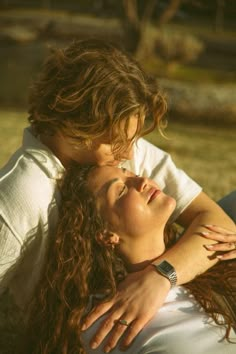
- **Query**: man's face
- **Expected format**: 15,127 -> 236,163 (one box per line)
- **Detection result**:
67,114 -> 140,166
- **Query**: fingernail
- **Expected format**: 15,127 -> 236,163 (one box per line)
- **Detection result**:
81,323 -> 87,331
104,346 -> 111,353
204,244 -> 213,249
204,224 -> 215,227
201,232 -> 210,236
91,341 -> 98,349
217,255 -> 223,259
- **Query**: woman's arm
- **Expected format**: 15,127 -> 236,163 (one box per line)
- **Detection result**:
82,192 -> 236,352
200,224 -> 236,260
162,192 -> 236,282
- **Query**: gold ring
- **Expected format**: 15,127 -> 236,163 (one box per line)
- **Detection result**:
117,319 -> 129,326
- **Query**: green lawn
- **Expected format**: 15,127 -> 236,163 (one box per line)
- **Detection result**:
0,110 -> 28,165
0,110 -> 235,201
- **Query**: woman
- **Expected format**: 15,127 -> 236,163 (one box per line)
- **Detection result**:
24,164 -> 236,354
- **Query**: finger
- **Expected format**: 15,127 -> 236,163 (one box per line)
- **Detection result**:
90,308 -> 124,349
217,250 -> 236,261
200,231 -> 236,243
202,224 -> 236,235
103,315 -> 133,353
82,300 -> 115,330
204,242 -> 236,252
120,315 -> 148,348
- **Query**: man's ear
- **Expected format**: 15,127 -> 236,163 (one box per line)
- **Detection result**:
96,230 -> 120,247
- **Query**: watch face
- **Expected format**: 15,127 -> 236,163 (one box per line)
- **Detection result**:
159,260 -> 173,274
154,260 -> 177,288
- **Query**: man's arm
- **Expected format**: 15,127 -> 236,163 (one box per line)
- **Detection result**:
82,192 -> 236,352
0,216 -> 22,295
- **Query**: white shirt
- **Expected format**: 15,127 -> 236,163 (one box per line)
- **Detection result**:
0,128 -> 64,309
81,286 -> 236,354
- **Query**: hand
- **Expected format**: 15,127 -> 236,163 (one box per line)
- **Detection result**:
82,265 -> 171,353
201,224 -> 236,260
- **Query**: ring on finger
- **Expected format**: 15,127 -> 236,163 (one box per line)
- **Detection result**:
117,319 -> 129,327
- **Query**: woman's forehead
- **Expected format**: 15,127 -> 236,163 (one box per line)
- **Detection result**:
88,166 -> 134,192
92,166 -> 134,179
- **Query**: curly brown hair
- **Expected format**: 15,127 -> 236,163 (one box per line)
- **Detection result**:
28,39 -> 167,159
24,164 -> 236,353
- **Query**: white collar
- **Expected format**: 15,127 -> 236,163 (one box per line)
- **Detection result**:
22,127 -> 65,179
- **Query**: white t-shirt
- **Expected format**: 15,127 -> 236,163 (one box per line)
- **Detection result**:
81,286 -> 236,354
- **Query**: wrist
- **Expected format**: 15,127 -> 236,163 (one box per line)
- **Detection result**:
146,264 -> 171,290
151,260 -> 177,289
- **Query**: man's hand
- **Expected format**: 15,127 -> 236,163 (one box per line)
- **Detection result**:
82,265 -> 170,353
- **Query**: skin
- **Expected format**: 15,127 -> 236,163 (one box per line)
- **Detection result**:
201,224 -> 236,260
40,114 -> 236,352
40,115 -> 139,167
89,166 -> 176,269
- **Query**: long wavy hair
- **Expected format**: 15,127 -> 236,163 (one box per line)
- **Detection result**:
24,164 -> 236,353
28,38 -> 167,159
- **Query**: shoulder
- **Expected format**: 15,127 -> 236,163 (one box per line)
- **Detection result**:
0,148 -> 59,243
134,138 -> 168,159
123,138 -> 170,176
0,147 -> 55,201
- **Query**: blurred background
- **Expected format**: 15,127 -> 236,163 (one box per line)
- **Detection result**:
0,0 -> 235,200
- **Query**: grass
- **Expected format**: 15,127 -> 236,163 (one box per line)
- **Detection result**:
163,65 -> 236,83
142,57 -> 236,83
146,121 -> 236,200
0,109 -> 235,201
0,110 -> 28,166
167,22 -> 236,42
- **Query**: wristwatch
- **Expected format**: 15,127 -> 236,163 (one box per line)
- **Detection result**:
152,260 -> 177,288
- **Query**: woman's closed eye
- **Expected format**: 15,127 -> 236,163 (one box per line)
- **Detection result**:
118,185 -> 127,199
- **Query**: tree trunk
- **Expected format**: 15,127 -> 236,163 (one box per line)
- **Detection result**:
215,0 -> 225,33
121,0 -> 157,53
158,0 -> 182,27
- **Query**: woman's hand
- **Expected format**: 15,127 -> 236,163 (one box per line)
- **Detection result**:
201,224 -> 236,260
82,266 -> 171,353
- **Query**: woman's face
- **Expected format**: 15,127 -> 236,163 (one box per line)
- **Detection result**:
88,166 -> 176,240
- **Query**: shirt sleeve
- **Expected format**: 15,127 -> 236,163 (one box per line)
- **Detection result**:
123,138 -> 202,221
0,216 -> 21,290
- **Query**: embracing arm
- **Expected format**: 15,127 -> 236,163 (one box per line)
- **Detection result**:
0,216 -> 21,286
158,191 -> 236,284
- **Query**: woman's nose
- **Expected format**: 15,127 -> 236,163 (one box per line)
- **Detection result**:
136,177 -> 148,192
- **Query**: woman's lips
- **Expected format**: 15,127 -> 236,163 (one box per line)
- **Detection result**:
147,188 -> 161,203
